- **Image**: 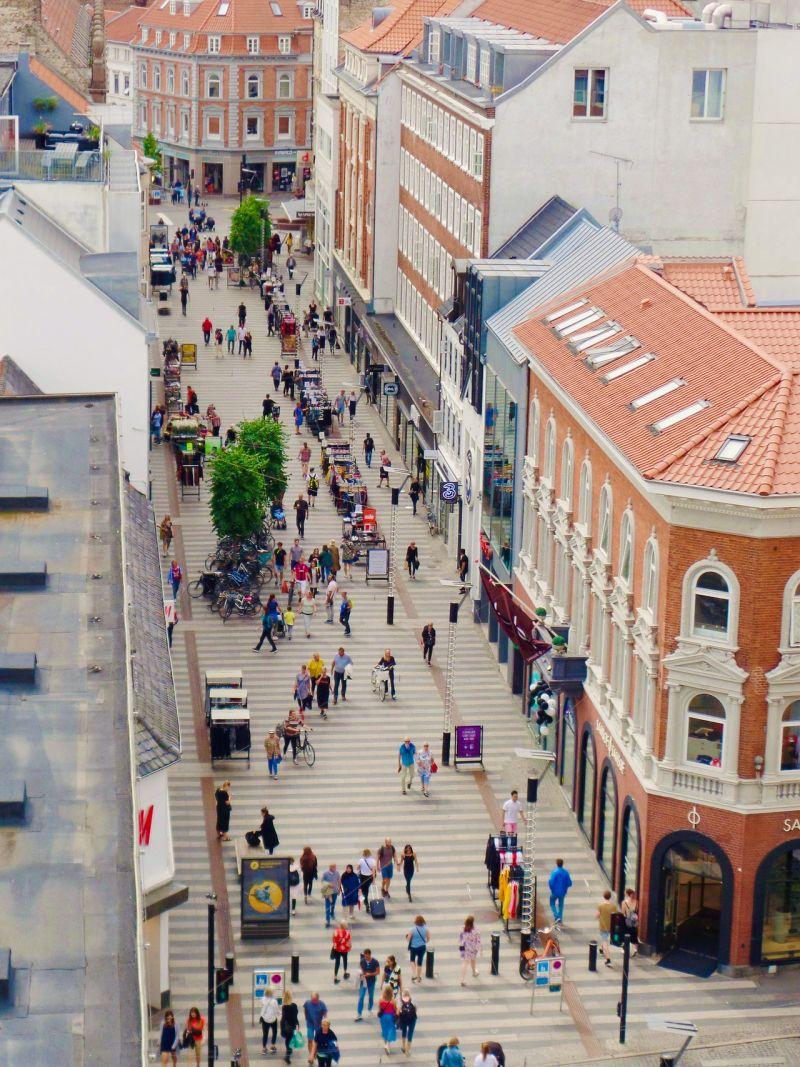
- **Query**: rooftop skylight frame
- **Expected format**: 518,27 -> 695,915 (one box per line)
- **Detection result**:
713,434 -> 751,463
570,322 -> 621,353
584,336 -> 640,368
629,377 -> 685,409
601,353 -> 655,383
649,399 -> 710,435
554,307 -> 603,338
544,299 -> 587,324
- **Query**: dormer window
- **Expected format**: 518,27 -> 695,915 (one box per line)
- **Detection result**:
155,30 -> 162,44
183,0 -> 190,14
479,48 -> 490,88
278,34 -> 292,53
141,26 -> 148,42
247,35 -> 260,53
428,27 -> 440,65
207,34 -> 221,52
466,40 -> 477,82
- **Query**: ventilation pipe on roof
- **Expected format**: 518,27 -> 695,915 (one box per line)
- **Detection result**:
701,1 -> 718,19
642,8 -> 668,21
371,6 -> 392,28
711,3 -> 733,25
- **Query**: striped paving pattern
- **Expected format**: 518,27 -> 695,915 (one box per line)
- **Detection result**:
149,199 -> 798,1066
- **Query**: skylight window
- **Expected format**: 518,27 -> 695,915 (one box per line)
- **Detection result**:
570,323 -> 621,353
629,377 -> 685,409
545,299 -> 587,324
649,399 -> 710,435
585,336 -> 640,368
270,1 -> 283,13
714,434 -> 751,462
601,353 -> 655,383
555,308 -> 603,338
218,2 -> 229,12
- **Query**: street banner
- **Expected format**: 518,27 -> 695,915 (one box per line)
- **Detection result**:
241,857 -> 290,939
479,570 -> 550,664
454,725 -> 484,767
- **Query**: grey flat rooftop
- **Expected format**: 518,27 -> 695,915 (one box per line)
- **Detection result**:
0,395 -> 142,1065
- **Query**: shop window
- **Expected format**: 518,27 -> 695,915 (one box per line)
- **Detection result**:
619,510 -> 633,586
597,765 -> 617,880
686,694 -> 725,767
780,701 -> 800,772
560,438 -> 573,508
578,729 -> 596,842
759,846 -> 800,962
619,804 -> 640,896
691,570 -> 731,640
642,537 -> 658,615
578,459 -> 592,532
598,483 -> 612,557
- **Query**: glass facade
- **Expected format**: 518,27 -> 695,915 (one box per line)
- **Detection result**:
620,806 -> 640,896
760,847 -> 800,962
598,767 -> 617,880
561,698 -> 576,809
481,367 -> 517,575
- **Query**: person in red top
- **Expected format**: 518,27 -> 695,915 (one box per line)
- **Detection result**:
184,1007 -> 205,1066
294,556 -> 310,595
331,920 -> 351,982
201,316 -> 212,345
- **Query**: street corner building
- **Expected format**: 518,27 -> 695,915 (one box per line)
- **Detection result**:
0,390 -> 183,1060
494,254 -> 800,974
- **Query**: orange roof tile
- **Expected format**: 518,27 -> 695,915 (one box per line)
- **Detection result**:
141,0 -> 309,37
657,257 -> 756,310
471,0 -> 689,45
28,56 -> 89,111
715,310 -> 800,371
343,0 -> 462,54
107,5 -> 145,43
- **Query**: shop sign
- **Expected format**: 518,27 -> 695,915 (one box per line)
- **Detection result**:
440,480 -> 459,503
534,955 -> 564,990
336,296 -> 352,307
465,450 -> 473,506
136,772 -> 175,893
454,724 -> 484,766
366,547 -> 389,581
783,817 -> 800,832
596,719 -> 626,775
383,382 -> 399,397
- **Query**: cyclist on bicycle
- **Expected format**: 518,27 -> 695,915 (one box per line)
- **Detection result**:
375,649 -> 397,701
283,707 -> 304,764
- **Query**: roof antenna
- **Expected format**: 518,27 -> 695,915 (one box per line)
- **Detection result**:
590,150 -> 633,232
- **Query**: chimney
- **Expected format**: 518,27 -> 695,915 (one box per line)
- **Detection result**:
371,5 -> 392,28
640,298 -> 653,311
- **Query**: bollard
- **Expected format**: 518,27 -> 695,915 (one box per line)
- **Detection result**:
490,933 -> 500,976
225,952 -> 235,985
588,940 -> 598,972
425,949 -> 435,979
291,953 -> 300,984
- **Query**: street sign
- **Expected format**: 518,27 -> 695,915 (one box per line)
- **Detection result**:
440,480 -> 459,502
251,968 -> 285,1024
336,296 -> 352,307
535,955 -> 565,990
423,449 -> 438,460
383,381 -> 399,397
149,367 -> 161,377
454,724 -> 483,767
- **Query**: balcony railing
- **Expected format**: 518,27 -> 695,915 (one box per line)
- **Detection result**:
0,149 -> 105,183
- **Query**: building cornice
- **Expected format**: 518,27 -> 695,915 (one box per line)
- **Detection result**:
397,67 -> 494,130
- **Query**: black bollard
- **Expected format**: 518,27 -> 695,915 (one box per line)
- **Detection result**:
490,933 -> 500,975
425,949 -> 435,979
291,953 -> 300,984
588,940 -> 598,972
225,952 -> 235,985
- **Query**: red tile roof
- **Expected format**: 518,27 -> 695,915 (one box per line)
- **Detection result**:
343,0 -> 462,54
653,256 -> 757,310
29,55 -> 89,110
142,0 -> 310,35
471,0 -> 690,45
107,5 -> 145,43
41,0 -> 93,65
715,310 -> 800,370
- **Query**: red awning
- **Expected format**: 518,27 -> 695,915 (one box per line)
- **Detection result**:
480,569 -> 551,664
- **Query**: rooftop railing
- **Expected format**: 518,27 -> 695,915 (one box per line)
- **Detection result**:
0,148 -> 105,183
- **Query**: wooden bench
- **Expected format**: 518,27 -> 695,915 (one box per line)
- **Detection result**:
0,654 -> 37,683
235,838 -> 266,877
0,562 -> 47,589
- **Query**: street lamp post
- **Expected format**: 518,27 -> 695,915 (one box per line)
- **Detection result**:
515,749 -> 555,954
386,468 -> 410,625
207,892 -> 217,1067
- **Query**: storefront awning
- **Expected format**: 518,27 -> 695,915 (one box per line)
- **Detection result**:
480,569 -> 550,664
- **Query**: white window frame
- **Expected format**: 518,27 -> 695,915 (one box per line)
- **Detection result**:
278,34 -> 292,54
207,35 -> 221,53
277,72 -> 292,99
140,62 -> 148,89
167,66 -> 175,93
183,32 -> 191,49
245,113 -> 261,139
691,68 -> 726,121
682,560 -> 739,646
181,109 -> 190,137
642,537 -> 659,617
528,398 -> 540,465
578,459 -> 592,532
560,438 -> 574,508
155,30 -> 162,45
247,72 -> 261,98
181,68 -> 190,95
247,35 -> 260,54
169,31 -> 176,47
684,693 -> 727,769
543,417 -> 556,483
466,40 -> 477,82
153,65 -> 161,91
573,67 -> 608,120
205,112 -> 223,139
479,47 -> 490,87
779,700 -> 800,773
781,569 -> 800,648
428,28 -> 440,65
598,482 -> 612,557
618,509 -> 634,587
206,71 -> 221,98
276,112 -> 293,140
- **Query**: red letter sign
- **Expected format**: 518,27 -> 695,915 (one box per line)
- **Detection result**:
138,804 -> 154,847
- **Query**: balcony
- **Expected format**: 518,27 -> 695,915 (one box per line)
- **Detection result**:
0,148 -> 105,183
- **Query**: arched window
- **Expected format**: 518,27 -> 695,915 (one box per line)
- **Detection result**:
277,73 -> 292,99
560,438 -> 574,507
755,842 -> 800,963
619,803 -> 640,896
642,537 -> 659,615
686,694 -> 726,766
578,729 -> 596,842
780,700 -> 800,771
691,570 -> 731,640
619,510 -> 634,586
543,417 -> 556,482
782,572 -> 800,648
247,72 -> 260,98
528,398 -> 540,465
181,68 -> 189,96
597,764 -> 618,880
207,71 -> 221,98
598,483 -> 612,557
578,459 -> 592,532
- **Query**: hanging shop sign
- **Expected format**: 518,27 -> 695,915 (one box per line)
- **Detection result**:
383,382 -> 399,397
336,296 -> 352,307
479,570 -> 551,664
440,480 -> 459,503
241,857 -> 290,940
454,724 -> 484,768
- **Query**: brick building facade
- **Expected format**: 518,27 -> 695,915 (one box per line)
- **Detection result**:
132,0 -> 313,196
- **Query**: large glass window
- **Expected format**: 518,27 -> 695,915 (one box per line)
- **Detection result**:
760,847 -> 800,962
578,731 -> 596,842
686,694 -> 725,766
781,701 -> 800,771
692,570 -> 731,640
599,484 -> 612,556
620,806 -> 640,896
481,367 -> 517,575
561,699 -> 576,808
598,766 -> 617,880
691,69 -> 725,120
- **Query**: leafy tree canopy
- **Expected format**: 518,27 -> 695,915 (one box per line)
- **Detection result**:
237,417 -> 288,503
208,446 -> 266,541
142,131 -> 162,175
229,195 -> 271,260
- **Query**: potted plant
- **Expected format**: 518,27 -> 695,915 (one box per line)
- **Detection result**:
32,96 -> 57,114
33,121 -> 51,149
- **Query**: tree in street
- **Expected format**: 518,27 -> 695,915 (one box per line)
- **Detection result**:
237,417 -> 288,503
208,447 -> 267,541
229,195 -> 271,264
142,131 -> 162,176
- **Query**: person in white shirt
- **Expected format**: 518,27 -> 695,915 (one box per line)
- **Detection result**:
474,1043 -> 499,1067
324,576 -> 339,624
502,791 -> 526,834
237,323 -> 246,354
259,989 -> 280,1053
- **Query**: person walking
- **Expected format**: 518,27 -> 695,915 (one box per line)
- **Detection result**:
383,955 -> 402,996
237,323 -> 246,355
274,542 -> 287,588
282,365 -> 293,395
399,991 -> 417,1056
321,862 -> 342,927
179,275 -> 189,315
363,433 -> 375,468
260,988 -> 280,1054
548,858 -> 573,928
307,651 -> 324,693
324,574 -> 338,624
285,232 -> 294,255
459,916 -> 482,985
295,664 -> 313,710
340,539 -> 357,580
238,300 -> 247,327
268,306 -> 277,337
289,857 -> 301,913
339,591 -> 353,637
406,913 -> 428,982
300,589 -> 316,638
168,559 -> 182,599
253,604 -> 278,653
398,737 -> 416,796
294,494 -> 309,537
214,781 -> 231,841
408,478 -> 421,516
331,920 -> 351,982
293,401 -> 304,435
331,647 -> 352,703
316,668 -> 331,719
259,807 -> 280,854
183,1007 -> 205,1067
501,790 -> 526,835
299,441 -> 312,478
300,845 -> 318,903
334,390 -> 346,426
159,1010 -> 180,1066
283,707 -> 303,762
440,1038 -> 465,1067
622,887 -> 639,955
401,845 -> 419,902
377,838 -> 398,899
597,889 -> 618,966
357,850 -> 376,913
303,993 -> 328,1057
286,253 -> 296,279
207,259 -> 216,289
226,324 -> 236,354
207,404 -> 222,437
272,361 -> 282,392
307,468 -> 319,507
405,541 -> 420,580
458,549 -> 469,583
474,1042 -> 499,1067
280,990 -> 299,1063
375,648 -> 397,699
348,391 -> 357,420
341,864 -> 360,918
165,599 -> 178,648
416,743 -> 434,798
378,987 -> 398,1055
201,316 -> 213,345
310,1019 -> 340,1067
263,394 -> 275,419
421,622 -> 436,665
355,948 -> 380,1020
159,515 -> 174,556
151,405 -> 164,445
264,729 -> 281,780
214,327 -> 224,357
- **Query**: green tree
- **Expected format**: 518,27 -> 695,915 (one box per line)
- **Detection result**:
208,447 -> 266,541
237,417 -> 288,503
142,131 -> 162,175
229,195 -> 271,262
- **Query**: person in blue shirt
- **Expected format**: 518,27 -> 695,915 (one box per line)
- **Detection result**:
398,737 -> 416,795
355,949 -> 381,1020
548,858 -> 573,927
310,1019 -> 340,1066
303,993 -> 328,1053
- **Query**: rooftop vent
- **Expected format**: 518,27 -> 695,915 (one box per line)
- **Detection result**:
372,5 -> 392,28
640,298 -> 653,311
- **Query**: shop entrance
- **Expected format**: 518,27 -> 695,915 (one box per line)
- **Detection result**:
203,162 -> 223,196
272,162 -> 296,191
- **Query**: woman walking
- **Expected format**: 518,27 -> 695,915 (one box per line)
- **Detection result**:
293,402 -> 304,435
168,558 -> 183,599
341,863 -> 360,918
259,988 -> 280,1054
159,515 -> 173,557
184,1007 -> 205,1067
406,914 -> 429,983
383,954 -> 402,995
331,919 -> 351,983
399,991 -> 417,1056
401,845 -> 419,902
377,838 -> 397,899
378,987 -> 398,1056
440,1038 -> 465,1067
416,743 -> 434,798
159,1010 -> 180,1065
280,989 -> 300,1063
288,857 -> 301,913
259,807 -> 280,855
405,542 -> 420,580
214,781 -> 231,841
459,916 -> 482,985
265,729 -> 281,780
357,849 -> 377,912
300,845 -> 318,903
474,1042 -> 499,1067
621,887 -> 639,956
316,669 -> 331,719
421,622 -> 436,665
300,589 -> 316,639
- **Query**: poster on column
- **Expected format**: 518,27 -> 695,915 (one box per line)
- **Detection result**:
241,857 -> 291,939
454,725 -> 484,767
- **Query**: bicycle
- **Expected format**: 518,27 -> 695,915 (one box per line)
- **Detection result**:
371,666 -> 396,702
297,728 -> 315,767
519,927 -> 562,981
217,590 -> 262,621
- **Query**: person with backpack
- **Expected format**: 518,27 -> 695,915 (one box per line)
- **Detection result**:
439,1037 -> 465,1067
307,469 -> 319,506
399,991 -> 417,1055
310,1018 -> 339,1067
253,602 -> 278,653
288,859 -> 301,912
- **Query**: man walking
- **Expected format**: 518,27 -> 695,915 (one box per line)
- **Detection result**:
548,858 -> 573,928
271,361 -> 282,392
398,737 -> 416,795
201,316 -> 212,345
355,949 -> 380,1021
339,591 -> 352,637
303,993 -> 328,1056
331,647 -> 352,704
294,493 -> 309,538
597,890 -> 618,967
324,574 -> 338,623
502,790 -> 526,835
363,433 -> 374,468
226,324 -> 236,354
252,599 -> 278,653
